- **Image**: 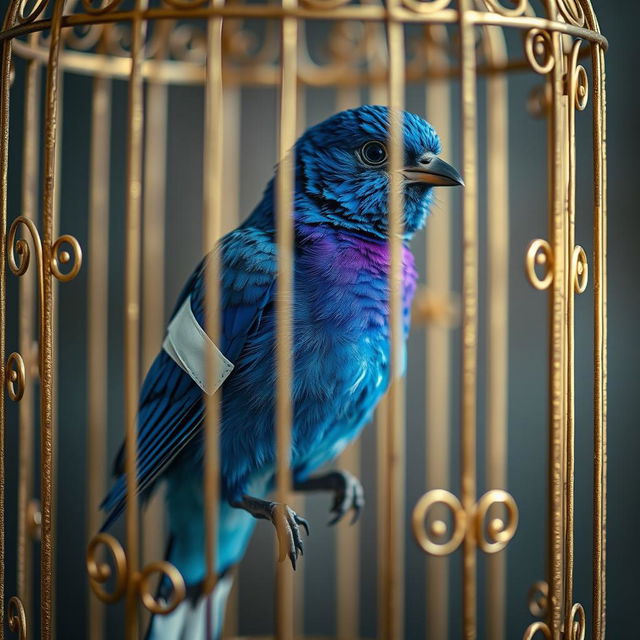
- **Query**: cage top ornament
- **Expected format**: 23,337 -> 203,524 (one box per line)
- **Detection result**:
0,1 -> 606,640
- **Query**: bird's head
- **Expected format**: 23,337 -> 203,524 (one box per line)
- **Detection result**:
292,105 -> 463,240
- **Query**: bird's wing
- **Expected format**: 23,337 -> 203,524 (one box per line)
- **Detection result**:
101,227 -> 277,527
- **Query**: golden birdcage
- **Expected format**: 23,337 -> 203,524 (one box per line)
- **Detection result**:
0,0 -> 607,639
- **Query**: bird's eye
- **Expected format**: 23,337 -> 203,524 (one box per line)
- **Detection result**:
359,141 -> 388,167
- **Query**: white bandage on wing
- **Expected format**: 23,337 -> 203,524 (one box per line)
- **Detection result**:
162,296 -> 234,395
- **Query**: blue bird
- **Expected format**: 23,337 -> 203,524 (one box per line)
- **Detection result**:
101,105 -> 462,639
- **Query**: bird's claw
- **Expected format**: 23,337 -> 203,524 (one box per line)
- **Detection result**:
270,503 -> 310,570
327,471 -> 365,526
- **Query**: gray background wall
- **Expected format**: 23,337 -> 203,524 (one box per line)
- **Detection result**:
3,2 -> 639,638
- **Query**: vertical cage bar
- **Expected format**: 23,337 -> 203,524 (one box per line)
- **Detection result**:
141,22 -> 170,597
383,8 -> 405,640
458,3 -> 479,638
124,1 -> 148,637
424,24 -> 450,640
202,0 -> 224,620
335,85 -> 362,640
86,35 -> 112,640
547,31 -> 567,640
0,4 -> 18,637
40,2 -> 66,636
591,42 -> 607,640
221,87 -> 241,234
484,26 -> 509,640
276,0 -> 298,637
18,33 -> 40,631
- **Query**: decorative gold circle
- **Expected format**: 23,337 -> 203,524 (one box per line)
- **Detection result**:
138,561 -> 187,615
412,489 -> 466,557
573,64 -> 589,111
527,580 -> 548,618
5,352 -> 26,402
567,603 -> 586,640
523,621 -> 552,640
474,489 -> 519,554
483,0 -> 528,17
87,533 -> 128,604
571,245 -> 588,294
400,0 -> 452,16
525,29 -> 555,75
526,239 -> 554,290
51,234 -> 83,282
7,596 -> 27,640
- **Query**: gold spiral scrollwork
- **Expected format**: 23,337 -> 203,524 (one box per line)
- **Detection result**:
87,533 -> 128,604
526,238 -> 554,290
483,0 -> 528,17
412,489 -> 466,556
556,0 -> 586,27
525,29 -> 555,75
527,580 -> 548,617
401,0 -> 453,16
8,217 -> 41,278
571,245 -> 588,294
523,621 -> 552,640
567,40 -> 589,112
17,0 -> 51,25
474,489 -> 519,554
7,596 -> 27,640
81,0 -> 124,15
51,234 -> 83,283
5,352 -> 26,402
567,603 -> 586,640
138,561 -> 187,615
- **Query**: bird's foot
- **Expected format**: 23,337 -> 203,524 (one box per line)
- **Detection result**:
232,495 -> 309,570
294,470 -> 364,526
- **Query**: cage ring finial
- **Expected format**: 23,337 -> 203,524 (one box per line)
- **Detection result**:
523,621 -> 552,640
87,533 -> 128,604
474,489 -> 519,554
138,561 -> 187,615
525,29 -> 555,75
526,239 -> 554,290
7,596 -> 27,640
412,489 -> 466,556
5,352 -> 26,402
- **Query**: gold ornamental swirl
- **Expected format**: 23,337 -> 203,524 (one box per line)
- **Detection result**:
16,0 -> 51,25
527,580 -> 548,617
556,0 -> 585,27
5,352 -> 26,402
523,621 -> 552,640
524,29 -> 555,75
474,489 -> 519,554
7,596 -> 27,640
571,245 -> 588,294
87,533 -> 128,604
51,234 -> 83,282
525,238 -> 554,290
566,603 -> 586,640
483,0 -> 528,17
401,0 -> 453,16
412,489 -> 467,556
138,561 -> 187,615
568,40 -> 589,112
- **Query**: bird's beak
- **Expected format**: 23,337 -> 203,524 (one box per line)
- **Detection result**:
402,155 -> 464,187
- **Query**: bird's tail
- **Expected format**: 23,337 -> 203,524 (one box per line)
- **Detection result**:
145,486 -> 258,640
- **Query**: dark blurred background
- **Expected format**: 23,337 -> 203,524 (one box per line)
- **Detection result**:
3,1 -> 639,638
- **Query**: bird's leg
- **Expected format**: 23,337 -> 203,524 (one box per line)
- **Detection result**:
293,470 -> 364,525
231,495 -> 309,570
